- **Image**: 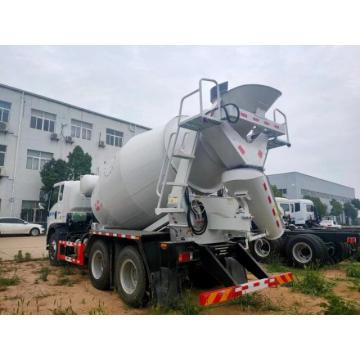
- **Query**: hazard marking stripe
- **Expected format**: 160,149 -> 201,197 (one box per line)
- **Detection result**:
276,220 -> 280,228
199,272 -> 293,306
272,208 -> 276,216
238,145 -> 246,155
91,230 -> 140,240
267,195 -> 272,204
240,112 -> 248,118
263,182 -> 268,191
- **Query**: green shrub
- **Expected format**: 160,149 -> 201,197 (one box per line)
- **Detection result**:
346,263 -> 360,279
231,293 -> 279,312
321,295 -> 360,315
0,275 -> 20,287
291,269 -> 334,297
152,290 -> 203,315
38,267 -> 50,282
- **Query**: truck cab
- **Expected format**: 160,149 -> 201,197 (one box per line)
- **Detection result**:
47,180 -> 92,232
293,199 -> 315,227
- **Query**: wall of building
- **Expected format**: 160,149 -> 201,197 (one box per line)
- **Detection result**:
0,84 -> 149,220
268,172 -> 356,222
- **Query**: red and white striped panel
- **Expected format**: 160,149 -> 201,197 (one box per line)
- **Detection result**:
90,230 -> 140,240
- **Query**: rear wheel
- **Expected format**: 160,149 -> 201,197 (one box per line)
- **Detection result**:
249,238 -> 278,262
286,234 -> 328,267
30,227 -> 40,236
115,246 -> 147,308
89,240 -> 111,290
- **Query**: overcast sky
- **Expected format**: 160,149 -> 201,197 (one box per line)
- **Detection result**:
0,46 -> 359,196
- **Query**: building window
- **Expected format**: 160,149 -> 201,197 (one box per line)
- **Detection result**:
106,128 -> 123,147
0,100 -> 11,123
26,149 -> 53,170
71,119 -> 92,140
0,145 -> 6,166
278,188 -> 287,195
30,109 -> 56,132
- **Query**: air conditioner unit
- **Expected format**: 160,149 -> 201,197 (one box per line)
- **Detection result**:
98,140 -> 105,148
0,122 -> 8,133
50,133 -> 59,141
65,136 -> 74,144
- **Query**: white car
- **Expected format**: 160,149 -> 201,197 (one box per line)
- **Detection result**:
0,217 -> 45,236
319,219 -> 342,229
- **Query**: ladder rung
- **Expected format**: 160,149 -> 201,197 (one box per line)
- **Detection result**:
173,152 -> 195,160
170,224 -> 189,228
155,208 -> 186,215
166,182 -> 187,187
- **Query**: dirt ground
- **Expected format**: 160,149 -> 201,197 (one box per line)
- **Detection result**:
1,257 -> 359,315
0,235 -> 46,261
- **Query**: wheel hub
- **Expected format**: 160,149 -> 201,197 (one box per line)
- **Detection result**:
254,239 -> 271,258
91,250 -> 104,280
120,259 -> 138,295
292,242 -> 313,264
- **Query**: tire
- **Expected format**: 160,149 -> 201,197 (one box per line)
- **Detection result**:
249,238 -> 278,263
30,227 -> 40,236
48,231 -> 61,266
88,240 -> 111,290
286,234 -> 328,267
115,246 -> 147,308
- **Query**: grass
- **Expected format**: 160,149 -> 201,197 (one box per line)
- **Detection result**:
152,290 -> 203,315
321,295 -> 360,315
14,250 -> 32,263
230,293 -> 279,312
37,266 -> 50,282
60,266 -> 76,276
88,300 -> 106,315
50,299 -> 77,315
345,263 -> 360,279
290,269 -> 334,297
55,276 -> 78,287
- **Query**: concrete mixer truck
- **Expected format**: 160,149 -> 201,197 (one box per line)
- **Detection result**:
45,79 -> 294,308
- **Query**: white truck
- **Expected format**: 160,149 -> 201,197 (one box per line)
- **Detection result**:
275,197 -> 315,227
46,79 -> 293,308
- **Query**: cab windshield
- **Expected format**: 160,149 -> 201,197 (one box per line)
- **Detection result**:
48,186 -> 60,210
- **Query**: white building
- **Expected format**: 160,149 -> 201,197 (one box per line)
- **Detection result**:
0,83 -> 149,222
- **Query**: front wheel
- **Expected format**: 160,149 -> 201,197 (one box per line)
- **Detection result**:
30,227 -> 40,236
115,246 -> 148,308
48,232 -> 60,266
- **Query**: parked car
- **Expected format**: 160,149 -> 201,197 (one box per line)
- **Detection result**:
0,217 -> 45,236
319,218 -> 342,229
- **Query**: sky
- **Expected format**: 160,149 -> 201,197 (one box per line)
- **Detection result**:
0,46 -> 359,196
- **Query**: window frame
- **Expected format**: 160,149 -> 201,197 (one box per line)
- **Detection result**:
26,149 -> 53,171
106,128 -> 123,147
0,100 -> 11,123
0,144 -> 6,166
71,119 -> 92,140
30,109 -> 56,133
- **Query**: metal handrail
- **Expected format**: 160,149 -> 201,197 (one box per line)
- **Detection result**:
273,108 -> 290,145
156,79 -> 221,211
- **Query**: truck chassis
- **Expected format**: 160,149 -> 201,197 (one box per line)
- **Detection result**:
249,227 -> 360,267
48,224 -> 293,307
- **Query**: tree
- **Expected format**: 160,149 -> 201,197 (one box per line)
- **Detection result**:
303,195 -> 328,218
351,198 -> 360,210
330,199 -> 343,217
271,185 -> 284,197
344,202 -> 358,224
67,146 -> 92,180
40,159 -> 70,194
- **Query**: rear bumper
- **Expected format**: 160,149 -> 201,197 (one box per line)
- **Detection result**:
199,272 -> 293,306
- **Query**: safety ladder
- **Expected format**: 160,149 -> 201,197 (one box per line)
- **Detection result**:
155,78 -> 223,216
